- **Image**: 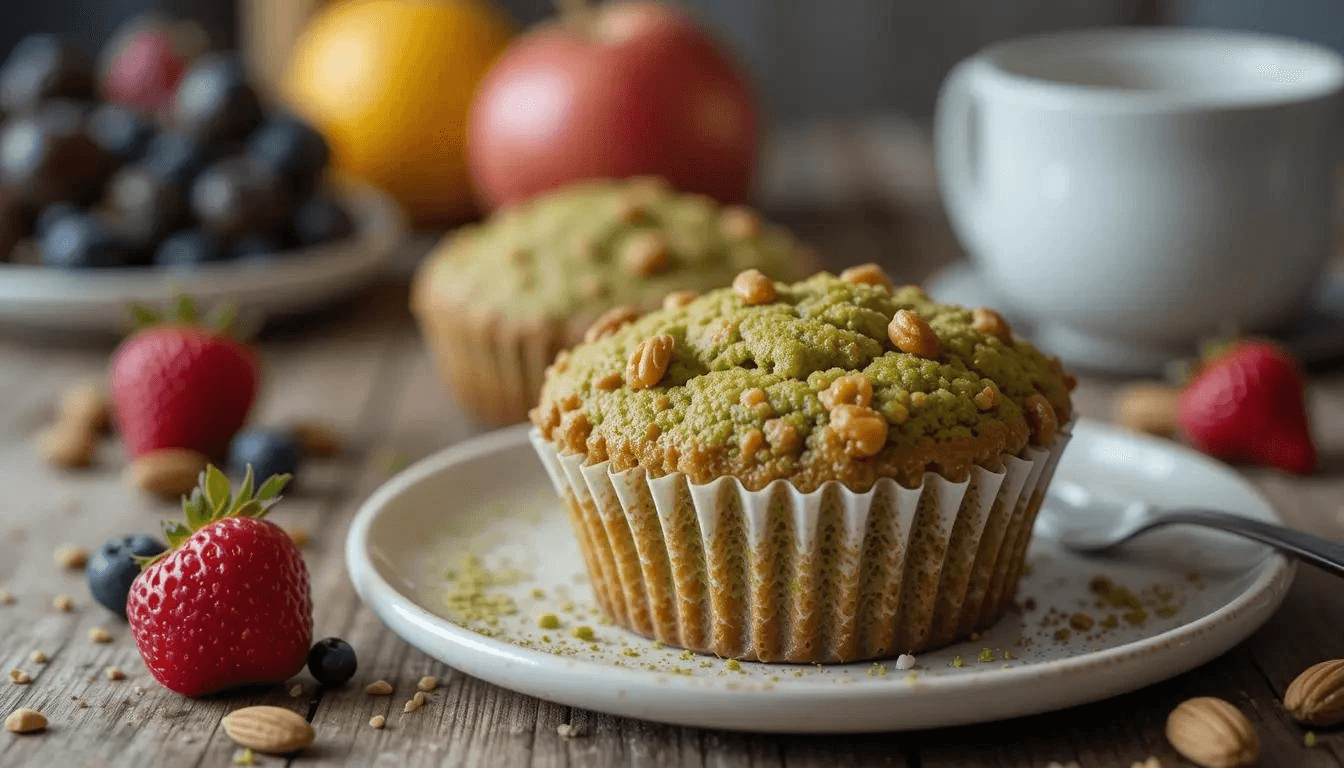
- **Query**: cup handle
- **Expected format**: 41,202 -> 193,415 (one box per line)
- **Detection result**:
934,61 -> 984,256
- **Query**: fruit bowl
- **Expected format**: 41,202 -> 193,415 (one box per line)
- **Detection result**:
0,177 -> 404,334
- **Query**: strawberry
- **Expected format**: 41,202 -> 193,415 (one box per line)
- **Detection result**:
111,296 -> 259,459
128,466 -> 311,698
1176,339 -> 1316,474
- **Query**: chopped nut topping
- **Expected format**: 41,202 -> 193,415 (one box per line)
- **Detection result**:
365,680 -> 393,695
973,384 -> 997,411
829,404 -> 888,457
739,429 -> 765,458
579,278 -> 607,300
403,691 -> 426,713
558,410 -> 592,453
719,206 -> 761,240
763,419 -> 801,456
614,199 -> 648,223
417,676 -> 439,693
885,401 -> 910,424
739,388 -> 767,408
53,595 -> 73,612
507,247 -> 530,265
971,307 -> 1012,342
552,350 -> 571,374
644,423 -> 660,440
29,651 -> 46,664
104,666 -> 125,680
558,393 -> 580,412
54,545 -> 88,569
662,290 -> 698,310
87,627 -> 112,644
1024,393 -> 1059,445
820,375 -> 873,409
625,334 -> 675,390
839,263 -> 892,290
594,372 -> 624,391
584,305 -> 641,344
622,233 -> 671,276
9,669 -> 31,684
888,310 -> 941,358
654,396 -> 671,411
369,715 -> 386,729
732,269 -> 776,305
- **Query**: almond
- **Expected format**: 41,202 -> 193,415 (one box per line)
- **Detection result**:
5,708 -> 46,734
38,423 -> 97,468
221,706 -> 315,755
291,422 -> 344,458
1286,659 -> 1344,726
126,448 -> 210,498
1113,382 -> 1180,438
1165,697 -> 1258,768
58,383 -> 111,433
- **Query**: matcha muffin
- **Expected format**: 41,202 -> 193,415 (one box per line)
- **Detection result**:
529,267 -> 1075,663
411,177 -> 813,425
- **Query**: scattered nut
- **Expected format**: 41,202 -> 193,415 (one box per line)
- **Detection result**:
820,374 -> 873,409
58,383 -> 110,433
732,269 -> 776,305
662,290 -> 698,310
365,680 -> 393,695
105,666 -> 125,680
126,448 -> 210,499
1165,696 -> 1258,768
29,651 -> 47,664
88,627 -> 112,644
53,545 -> 88,569
720,206 -> 761,240
4,708 -> 46,734
1113,382 -> 1181,438
289,684 -> 303,698
0,590 -> 13,605
38,423 -> 97,469
369,715 -> 386,729
1024,393 -> 1059,445
9,669 -> 31,685
556,723 -> 586,739
287,528 -> 310,549
403,691 -> 426,713
622,233 -> 670,276
829,404 -> 888,458
584,305 -> 641,344
74,699 -> 87,709
53,594 -> 73,612
1286,659 -> 1344,726
625,334 -> 675,390
291,423 -> 344,458
221,706 -> 315,755
888,309 -> 941,358
839,263 -> 892,290
974,384 -> 998,411
971,307 -> 1012,342
895,654 -> 917,670
417,676 -> 439,693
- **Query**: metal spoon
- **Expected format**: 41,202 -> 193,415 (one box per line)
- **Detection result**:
1039,483 -> 1344,579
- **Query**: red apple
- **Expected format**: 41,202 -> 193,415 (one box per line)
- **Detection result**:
467,1 -> 759,209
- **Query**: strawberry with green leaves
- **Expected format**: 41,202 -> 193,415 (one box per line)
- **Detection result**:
128,466 -> 311,698
111,295 -> 259,459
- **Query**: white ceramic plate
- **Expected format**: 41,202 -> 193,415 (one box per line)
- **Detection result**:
0,179 -> 406,334
346,420 -> 1294,733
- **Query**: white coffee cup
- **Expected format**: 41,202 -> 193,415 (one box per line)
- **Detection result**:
935,28 -> 1344,371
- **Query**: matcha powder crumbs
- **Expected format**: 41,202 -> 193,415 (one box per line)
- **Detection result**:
443,555 -> 520,623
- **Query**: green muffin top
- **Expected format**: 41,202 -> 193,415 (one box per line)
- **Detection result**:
417,178 -> 812,326
531,268 -> 1075,492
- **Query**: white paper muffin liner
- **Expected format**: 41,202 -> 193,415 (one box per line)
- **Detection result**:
530,426 -> 1072,663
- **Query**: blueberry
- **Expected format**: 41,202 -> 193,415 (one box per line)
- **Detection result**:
171,53 -> 262,145
307,638 -> 357,687
191,156 -> 288,236
87,103 -> 153,161
138,132 -> 210,187
245,115 -> 329,192
228,430 -> 300,487
34,201 -> 80,237
87,534 -> 166,618
0,34 -> 95,114
41,213 -> 132,268
153,228 -> 225,267
294,194 -> 354,247
229,233 -> 282,261
0,102 -> 111,206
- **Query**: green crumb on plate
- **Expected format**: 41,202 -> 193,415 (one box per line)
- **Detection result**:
560,600 -> 576,612
598,615 -> 614,626
700,661 -> 713,669
978,647 -> 994,663
952,656 -> 965,668
725,659 -> 742,671
905,672 -> 920,686
793,669 -> 805,678
1306,732 -> 1318,748
541,635 -> 551,643
538,613 -> 561,629
531,588 -> 546,599
443,554 -> 519,623
622,647 -> 640,657
589,643 -> 599,651
571,625 -> 594,640
652,640 -> 663,649
233,748 -> 255,766
679,650 -> 694,660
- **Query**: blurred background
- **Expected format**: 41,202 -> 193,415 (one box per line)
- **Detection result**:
3,0 -> 1343,123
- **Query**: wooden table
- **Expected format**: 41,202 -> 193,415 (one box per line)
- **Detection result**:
2,122 -> 1343,767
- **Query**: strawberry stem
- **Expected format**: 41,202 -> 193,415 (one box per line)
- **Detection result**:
145,464 -> 292,568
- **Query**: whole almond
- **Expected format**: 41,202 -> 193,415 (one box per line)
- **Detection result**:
1286,659 -> 1344,726
1113,382 -> 1181,438
221,706 -> 314,755
1165,697 -> 1259,768
5,708 -> 46,734
126,449 -> 210,498
291,423 -> 344,458
38,423 -> 97,469
58,383 -> 111,433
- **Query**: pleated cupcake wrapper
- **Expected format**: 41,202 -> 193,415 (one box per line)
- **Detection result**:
531,426 -> 1072,663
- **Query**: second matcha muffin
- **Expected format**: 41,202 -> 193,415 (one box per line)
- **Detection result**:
411,177 -> 813,425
